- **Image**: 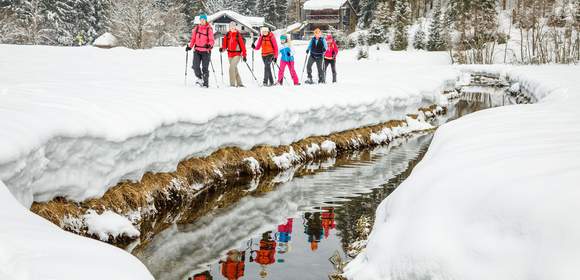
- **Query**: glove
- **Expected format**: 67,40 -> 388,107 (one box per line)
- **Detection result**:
219,48 -> 224,53
274,57 -> 278,63
243,57 -> 247,62
306,49 -> 310,54
185,46 -> 192,51
286,50 -> 291,57
251,43 -> 256,49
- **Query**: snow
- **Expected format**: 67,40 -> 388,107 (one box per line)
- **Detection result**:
93,32 -> 117,48
0,44 -> 455,208
344,65 -> 580,279
272,147 -> 302,169
321,140 -> 337,153
243,157 -> 261,174
303,0 -> 348,10
0,181 -> 153,280
84,210 -> 140,241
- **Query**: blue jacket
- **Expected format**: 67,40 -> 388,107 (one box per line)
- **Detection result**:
279,45 -> 295,62
307,37 -> 328,57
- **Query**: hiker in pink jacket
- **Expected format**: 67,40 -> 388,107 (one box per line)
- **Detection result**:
185,13 -> 215,88
323,34 -> 339,83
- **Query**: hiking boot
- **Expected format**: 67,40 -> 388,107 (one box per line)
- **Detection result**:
195,78 -> 203,87
305,79 -> 314,84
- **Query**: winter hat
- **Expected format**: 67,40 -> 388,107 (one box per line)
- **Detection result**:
260,26 -> 270,34
326,34 -> 333,40
280,34 -> 288,42
199,13 -> 208,21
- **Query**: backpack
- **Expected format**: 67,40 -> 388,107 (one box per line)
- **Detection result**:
226,32 -> 245,52
193,25 -> 212,48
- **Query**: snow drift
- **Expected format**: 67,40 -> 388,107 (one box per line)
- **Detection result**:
0,180 -> 153,280
344,65 -> 580,279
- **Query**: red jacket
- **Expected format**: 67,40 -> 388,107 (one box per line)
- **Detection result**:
221,31 -> 247,58
254,33 -> 278,58
188,23 -> 214,52
221,259 -> 245,280
324,41 -> 339,60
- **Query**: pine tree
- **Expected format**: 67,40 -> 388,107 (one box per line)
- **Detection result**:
368,19 -> 386,45
413,23 -> 426,49
240,0 -> 257,16
427,1 -> 447,51
275,0 -> 288,26
391,0 -> 411,50
256,0 -> 266,17
263,0 -> 277,27
357,0 -> 378,28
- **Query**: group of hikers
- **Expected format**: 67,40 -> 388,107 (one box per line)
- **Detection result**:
185,13 -> 339,88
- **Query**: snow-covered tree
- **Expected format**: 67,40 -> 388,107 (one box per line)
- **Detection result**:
239,0 -> 257,16
275,0 -> 288,26
391,0 -> 411,50
109,0 -> 162,49
427,1 -> 447,51
262,0 -> 278,27
357,0 -> 378,28
413,22 -> 426,49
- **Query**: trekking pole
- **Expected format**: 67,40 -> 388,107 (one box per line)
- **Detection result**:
300,54 -> 308,82
209,57 -> 220,89
184,50 -> 189,87
219,38 -> 224,83
274,61 -> 288,83
220,52 -> 224,83
244,60 -> 261,86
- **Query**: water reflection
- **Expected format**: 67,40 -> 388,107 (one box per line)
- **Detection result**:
136,88 -> 507,280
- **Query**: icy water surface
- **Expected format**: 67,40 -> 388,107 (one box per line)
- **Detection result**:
133,85 -> 515,280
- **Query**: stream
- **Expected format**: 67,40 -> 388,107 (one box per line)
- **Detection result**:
133,75 -> 521,280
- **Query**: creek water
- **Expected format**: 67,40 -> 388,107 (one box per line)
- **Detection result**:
133,80 -> 518,280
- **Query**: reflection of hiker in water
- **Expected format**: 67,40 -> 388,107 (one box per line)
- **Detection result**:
188,270 -> 213,280
321,207 -> 336,239
276,218 -> 293,262
304,212 -> 324,251
251,231 -> 277,278
220,249 -> 245,280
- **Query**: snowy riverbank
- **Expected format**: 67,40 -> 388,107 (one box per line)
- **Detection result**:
344,65 -> 580,279
0,44 -> 455,208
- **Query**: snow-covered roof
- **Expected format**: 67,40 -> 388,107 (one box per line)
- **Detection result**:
194,10 -> 274,31
303,0 -> 348,10
284,22 -> 308,33
93,32 -> 117,48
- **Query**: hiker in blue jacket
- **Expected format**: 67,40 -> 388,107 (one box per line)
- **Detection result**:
305,28 -> 328,84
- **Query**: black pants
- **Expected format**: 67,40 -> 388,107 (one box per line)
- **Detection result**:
307,56 -> 324,83
192,50 -> 210,87
324,58 -> 337,83
262,54 -> 275,85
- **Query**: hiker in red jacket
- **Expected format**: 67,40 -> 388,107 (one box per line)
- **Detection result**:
252,26 -> 278,87
220,22 -> 247,87
324,34 -> 339,83
185,13 -> 215,88
220,250 -> 245,280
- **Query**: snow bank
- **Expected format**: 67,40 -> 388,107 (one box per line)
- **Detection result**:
345,65 -> 580,279
84,210 -> 140,241
0,181 -> 153,280
0,44 -> 455,208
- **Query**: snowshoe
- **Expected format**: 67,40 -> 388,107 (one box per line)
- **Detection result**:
305,79 -> 314,85
195,78 -> 204,87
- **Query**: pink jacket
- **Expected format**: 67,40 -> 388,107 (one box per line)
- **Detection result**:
188,24 -> 215,52
324,41 -> 339,59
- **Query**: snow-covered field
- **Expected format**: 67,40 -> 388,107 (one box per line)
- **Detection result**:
344,65 -> 580,279
0,43 -> 454,208
0,43 -> 455,279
